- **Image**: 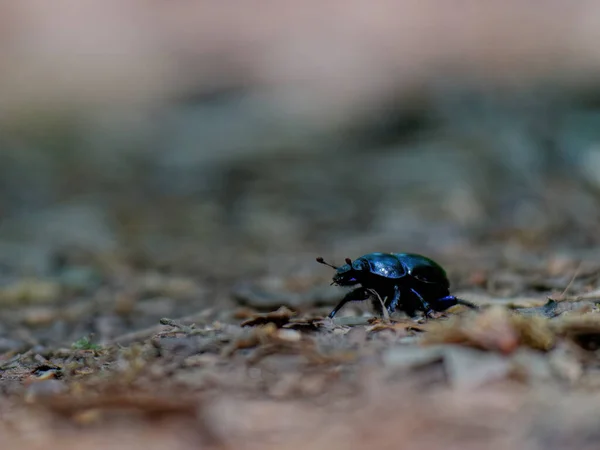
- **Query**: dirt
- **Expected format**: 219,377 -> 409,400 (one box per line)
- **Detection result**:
2,87 -> 600,449
0,234 -> 600,450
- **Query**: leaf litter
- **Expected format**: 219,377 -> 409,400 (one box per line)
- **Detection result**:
4,251 -> 600,449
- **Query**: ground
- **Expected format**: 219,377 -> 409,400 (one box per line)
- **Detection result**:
2,93 -> 600,449
3,247 -> 600,450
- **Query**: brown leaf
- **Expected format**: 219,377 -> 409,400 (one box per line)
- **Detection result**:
232,307 -> 259,319
43,393 -> 198,418
366,320 -> 427,335
221,323 -> 279,356
554,313 -> 600,351
422,306 -> 553,354
240,306 -> 296,328
510,314 -> 555,351
282,316 -> 326,331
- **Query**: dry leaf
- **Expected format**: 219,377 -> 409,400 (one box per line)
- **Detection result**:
232,307 -> 259,320
510,314 -> 555,351
222,323 -> 278,356
422,306 -> 554,354
283,317 -> 326,331
422,306 -> 517,353
366,320 -> 427,335
553,314 -> 600,350
240,306 -> 296,328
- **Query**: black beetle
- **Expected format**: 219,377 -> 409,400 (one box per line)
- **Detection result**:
316,252 -> 477,319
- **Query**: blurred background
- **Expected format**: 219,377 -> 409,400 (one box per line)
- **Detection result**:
3,0 -> 600,348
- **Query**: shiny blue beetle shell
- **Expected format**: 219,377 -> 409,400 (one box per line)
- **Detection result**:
356,253 -> 406,278
392,253 -> 450,288
336,252 -> 449,287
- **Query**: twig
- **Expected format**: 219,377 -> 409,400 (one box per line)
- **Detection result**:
368,289 -> 390,323
557,261 -> 583,301
108,310 -> 213,346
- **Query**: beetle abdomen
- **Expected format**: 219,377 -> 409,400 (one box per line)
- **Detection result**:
394,253 -> 450,287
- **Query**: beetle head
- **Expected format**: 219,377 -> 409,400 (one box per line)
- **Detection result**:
316,256 -> 361,286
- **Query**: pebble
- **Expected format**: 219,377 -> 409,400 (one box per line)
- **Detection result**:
24,380 -> 67,402
276,329 -> 302,342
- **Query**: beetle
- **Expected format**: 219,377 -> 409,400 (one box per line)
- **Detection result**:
316,252 -> 478,319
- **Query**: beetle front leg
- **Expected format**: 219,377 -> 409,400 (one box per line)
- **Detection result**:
386,285 -> 401,314
328,287 -> 371,319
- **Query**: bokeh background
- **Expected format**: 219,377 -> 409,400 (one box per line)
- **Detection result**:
3,0 -> 600,347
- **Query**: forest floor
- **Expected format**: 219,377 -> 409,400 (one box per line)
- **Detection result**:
2,99 -> 600,449
2,230 -> 600,450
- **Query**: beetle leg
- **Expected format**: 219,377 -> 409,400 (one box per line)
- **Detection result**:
442,296 -> 478,309
328,287 -> 371,319
386,285 -> 401,314
433,295 -> 478,310
409,288 -> 434,317
435,295 -> 457,305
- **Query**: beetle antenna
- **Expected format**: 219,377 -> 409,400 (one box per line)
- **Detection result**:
316,257 -> 338,270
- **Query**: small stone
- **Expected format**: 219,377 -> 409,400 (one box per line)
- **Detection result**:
183,354 -> 219,367
276,329 -> 302,342
510,348 -> 554,382
332,328 -> 349,335
443,346 -> 511,390
397,336 -> 421,345
173,369 -> 216,388
333,316 -> 371,327
152,336 -> 200,357
383,346 -> 444,369
24,380 -> 67,402
548,344 -> 583,384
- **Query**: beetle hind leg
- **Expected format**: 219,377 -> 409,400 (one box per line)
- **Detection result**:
436,295 -> 478,310
409,288 -> 434,318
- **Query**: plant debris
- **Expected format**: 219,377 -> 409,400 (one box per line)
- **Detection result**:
4,134 -> 600,449
422,306 -> 555,353
240,306 -> 297,327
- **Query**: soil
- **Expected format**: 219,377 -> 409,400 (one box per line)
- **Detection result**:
2,92 -> 600,450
